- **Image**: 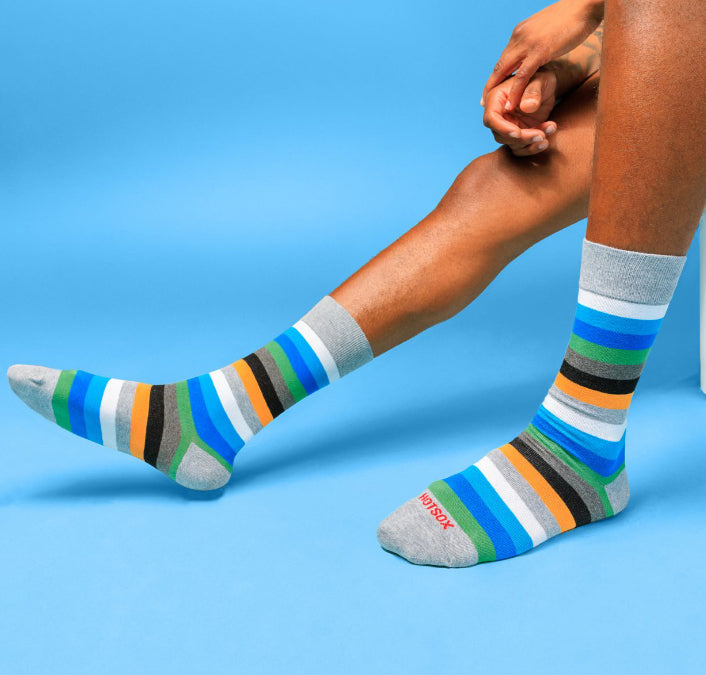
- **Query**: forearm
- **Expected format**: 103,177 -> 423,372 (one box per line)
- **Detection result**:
332,75 -> 600,355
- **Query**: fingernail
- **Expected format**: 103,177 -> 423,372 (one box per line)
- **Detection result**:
538,141 -> 549,151
546,125 -> 557,135
531,135 -> 543,144
509,131 -> 520,139
480,97 -> 484,106
504,100 -> 512,111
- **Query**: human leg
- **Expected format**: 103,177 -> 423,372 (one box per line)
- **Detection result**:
8,77 -> 600,490
378,0 -> 706,567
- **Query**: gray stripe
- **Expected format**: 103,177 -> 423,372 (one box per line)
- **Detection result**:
300,295 -> 373,377
156,384 -> 181,474
563,347 -> 644,381
115,380 -> 137,454
605,469 -> 630,515
7,365 -> 61,423
220,365 -> 262,434
255,347 -> 295,410
488,448 -> 561,538
519,431 -> 606,522
579,239 -> 684,304
548,385 -> 628,425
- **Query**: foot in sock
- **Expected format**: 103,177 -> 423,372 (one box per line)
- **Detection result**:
377,240 -> 685,567
7,296 -> 372,491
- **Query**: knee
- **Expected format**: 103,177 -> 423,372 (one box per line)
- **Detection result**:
445,153 -> 499,202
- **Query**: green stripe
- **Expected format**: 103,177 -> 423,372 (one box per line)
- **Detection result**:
525,424 -> 617,516
51,370 -> 77,431
265,340 -> 307,402
169,380 -> 197,479
168,381 -> 232,480
429,480 -> 496,562
569,334 -> 649,365
197,443 -> 233,473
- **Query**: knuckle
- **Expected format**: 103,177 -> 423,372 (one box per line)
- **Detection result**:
514,66 -> 533,81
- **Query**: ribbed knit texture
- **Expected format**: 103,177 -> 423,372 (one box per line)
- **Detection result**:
8,296 -> 373,490
378,240 -> 685,567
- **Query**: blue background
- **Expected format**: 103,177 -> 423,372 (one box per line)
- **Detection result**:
2,1 -> 704,672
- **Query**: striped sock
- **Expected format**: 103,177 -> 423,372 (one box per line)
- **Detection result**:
377,240 -> 686,567
8,296 -> 372,490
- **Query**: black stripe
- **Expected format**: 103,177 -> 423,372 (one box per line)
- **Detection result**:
510,436 -> 592,527
144,385 -> 165,467
560,361 -> 639,395
244,353 -> 285,418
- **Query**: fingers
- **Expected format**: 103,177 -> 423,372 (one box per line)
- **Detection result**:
483,106 -> 522,140
539,120 -> 558,137
492,127 -> 551,154
511,136 -> 551,157
483,74 -> 558,154
509,123 -> 557,156
504,56 -> 544,112
481,51 -> 521,106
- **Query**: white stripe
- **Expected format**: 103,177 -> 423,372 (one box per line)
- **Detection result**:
577,289 -> 668,321
293,320 -> 340,382
542,394 -> 626,442
99,379 -> 123,449
476,456 -> 548,547
209,369 -> 254,442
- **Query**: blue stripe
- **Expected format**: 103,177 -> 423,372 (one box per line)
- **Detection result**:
535,405 -> 623,459
532,409 -> 625,477
198,374 -> 244,454
463,466 -> 534,554
187,378 -> 235,466
274,333 -> 319,394
572,318 -> 657,350
575,304 -> 663,336
283,327 -> 329,389
67,370 -> 93,439
444,472 -> 516,560
82,375 -> 110,444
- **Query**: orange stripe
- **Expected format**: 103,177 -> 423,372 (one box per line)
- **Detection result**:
500,443 -> 576,533
232,360 -> 273,426
129,383 -> 152,460
554,373 -> 632,410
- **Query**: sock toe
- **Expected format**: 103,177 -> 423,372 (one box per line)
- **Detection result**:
377,494 -> 479,568
7,364 -> 62,422
174,443 -> 232,491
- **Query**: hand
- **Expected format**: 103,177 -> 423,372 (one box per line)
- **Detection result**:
481,0 -> 604,111
483,69 -> 559,157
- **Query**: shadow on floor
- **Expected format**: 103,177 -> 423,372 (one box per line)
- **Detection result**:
18,471 -> 225,503
15,376 -> 546,503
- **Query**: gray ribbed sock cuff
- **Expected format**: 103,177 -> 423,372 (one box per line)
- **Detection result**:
579,239 -> 686,304
300,296 -> 373,377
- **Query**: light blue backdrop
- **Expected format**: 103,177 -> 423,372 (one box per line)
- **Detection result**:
2,1 -> 703,673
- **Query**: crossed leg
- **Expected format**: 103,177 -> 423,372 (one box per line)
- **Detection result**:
8,75 -> 599,490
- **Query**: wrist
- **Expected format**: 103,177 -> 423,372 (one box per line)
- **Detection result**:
583,0 -> 605,20
539,58 -> 582,100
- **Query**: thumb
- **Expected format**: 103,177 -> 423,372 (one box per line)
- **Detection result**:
519,77 -> 544,114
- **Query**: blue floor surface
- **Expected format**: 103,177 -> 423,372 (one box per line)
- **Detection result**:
2,2 -> 704,673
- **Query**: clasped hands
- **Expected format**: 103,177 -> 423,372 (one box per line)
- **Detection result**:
480,0 -> 604,156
